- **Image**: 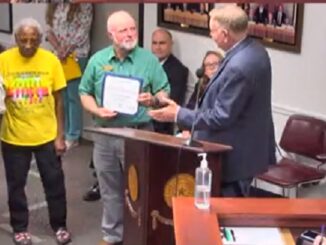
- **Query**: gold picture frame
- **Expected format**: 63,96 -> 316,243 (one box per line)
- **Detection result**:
239,3 -> 304,53
0,4 -> 13,34
157,3 -> 214,36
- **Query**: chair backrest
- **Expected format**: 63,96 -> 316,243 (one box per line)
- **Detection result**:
279,114 -> 326,161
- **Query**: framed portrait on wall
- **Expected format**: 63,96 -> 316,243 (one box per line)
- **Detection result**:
239,3 -> 304,53
0,4 -> 13,34
157,3 -> 214,36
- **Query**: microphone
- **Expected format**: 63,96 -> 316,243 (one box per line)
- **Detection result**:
196,67 -> 205,80
184,68 -> 205,147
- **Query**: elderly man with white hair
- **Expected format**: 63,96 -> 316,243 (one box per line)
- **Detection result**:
79,10 -> 170,245
0,18 -> 71,245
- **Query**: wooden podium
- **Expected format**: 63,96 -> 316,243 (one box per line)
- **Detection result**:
85,127 -> 231,245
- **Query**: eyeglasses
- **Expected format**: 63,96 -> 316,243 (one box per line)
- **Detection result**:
204,62 -> 219,69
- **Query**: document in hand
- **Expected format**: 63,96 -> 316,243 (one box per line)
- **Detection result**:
101,72 -> 143,115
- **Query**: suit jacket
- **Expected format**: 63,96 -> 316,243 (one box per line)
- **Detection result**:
273,11 -> 287,26
186,81 -> 199,110
163,54 -> 188,105
253,7 -> 269,24
177,37 -> 275,182
154,54 -> 188,135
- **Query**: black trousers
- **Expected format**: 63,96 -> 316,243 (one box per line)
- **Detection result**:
153,121 -> 174,135
220,178 -> 253,197
1,141 -> 67,232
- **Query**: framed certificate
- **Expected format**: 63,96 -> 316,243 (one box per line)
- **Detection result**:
101,72 -> 143,115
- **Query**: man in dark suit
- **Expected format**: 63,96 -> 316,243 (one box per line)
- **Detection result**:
151,28 -> 189,135
149,5 -> 275,197
273,5 -> 287,26
253,4 -> 269,24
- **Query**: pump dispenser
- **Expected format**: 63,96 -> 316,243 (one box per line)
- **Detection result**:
194,153 -> 212,209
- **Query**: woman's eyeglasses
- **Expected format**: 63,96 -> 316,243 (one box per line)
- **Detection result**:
204,62 -> 219,69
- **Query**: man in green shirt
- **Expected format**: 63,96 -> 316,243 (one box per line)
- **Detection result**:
79,10 -> 170,245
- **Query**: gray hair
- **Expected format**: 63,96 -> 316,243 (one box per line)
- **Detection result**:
209,5 -> 248,34
13,17 -> 43,37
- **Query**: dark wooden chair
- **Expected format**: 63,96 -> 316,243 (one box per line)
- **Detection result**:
256,114 -> 326,197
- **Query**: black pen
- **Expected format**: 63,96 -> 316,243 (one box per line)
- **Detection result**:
221,227 -> 227,239
220,228 -> 225,239
230,229 -> 236,242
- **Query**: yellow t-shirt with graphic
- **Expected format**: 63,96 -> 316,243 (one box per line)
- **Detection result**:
0,47 -> 66,146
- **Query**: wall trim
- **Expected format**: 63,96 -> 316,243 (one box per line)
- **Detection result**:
272,103 -> 326,120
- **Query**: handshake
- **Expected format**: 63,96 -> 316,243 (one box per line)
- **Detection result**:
150,96 -> 169,109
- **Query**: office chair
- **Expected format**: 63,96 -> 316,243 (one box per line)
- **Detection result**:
256,114 -> 326,197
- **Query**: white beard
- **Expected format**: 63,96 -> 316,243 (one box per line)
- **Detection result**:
119,38 -> 138,51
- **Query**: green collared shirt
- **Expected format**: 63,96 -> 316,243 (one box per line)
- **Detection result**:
79,46 -> 170,127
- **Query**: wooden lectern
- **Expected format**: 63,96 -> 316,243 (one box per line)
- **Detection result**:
85,127 -> 231,245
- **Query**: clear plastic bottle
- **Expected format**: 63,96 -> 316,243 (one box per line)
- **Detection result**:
194,153 -> 212,210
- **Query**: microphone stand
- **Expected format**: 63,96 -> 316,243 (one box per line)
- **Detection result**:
184,74 -> 204,147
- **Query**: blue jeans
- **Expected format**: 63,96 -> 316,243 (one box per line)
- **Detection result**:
64,57 -> 88,141
1,141 -> 67,232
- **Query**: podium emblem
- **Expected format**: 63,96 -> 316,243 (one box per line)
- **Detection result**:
164,173 -> 195,208
128,164 -> 139,202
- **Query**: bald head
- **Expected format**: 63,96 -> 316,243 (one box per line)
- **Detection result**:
152,28 -> 172,41
151,28 -> 173,61
107,10 -> 136,34
107,10 -> 138,52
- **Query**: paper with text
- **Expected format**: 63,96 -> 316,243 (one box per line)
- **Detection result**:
102,73 -> 142,115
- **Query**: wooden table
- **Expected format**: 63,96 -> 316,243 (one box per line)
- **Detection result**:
172,197 -> 326,245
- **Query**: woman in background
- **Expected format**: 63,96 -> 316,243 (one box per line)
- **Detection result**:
182,49 -> 224,138
186,49 -> 224,110
46,2 -> 93,149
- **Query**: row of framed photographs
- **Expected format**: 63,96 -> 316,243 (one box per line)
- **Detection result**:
157,3 -> 303,53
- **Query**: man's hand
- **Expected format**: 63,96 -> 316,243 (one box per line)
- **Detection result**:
181,130 -> 191,139
148,97 -> 179,122
80,95 -> 117,119
95,108 -> 118,118
138,92 -> 154,107
54,137 -> 66,156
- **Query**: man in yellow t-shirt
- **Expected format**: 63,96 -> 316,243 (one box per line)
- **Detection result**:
0,18 -> 71,245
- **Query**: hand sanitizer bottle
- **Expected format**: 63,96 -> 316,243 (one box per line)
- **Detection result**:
194,153 -> 212,210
